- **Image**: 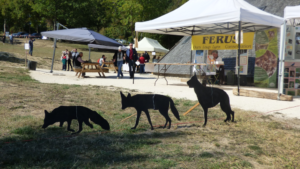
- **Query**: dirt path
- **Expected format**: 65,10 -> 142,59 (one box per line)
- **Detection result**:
30,68 -> 300,119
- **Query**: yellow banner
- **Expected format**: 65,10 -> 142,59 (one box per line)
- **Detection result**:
191,32 -> 255,50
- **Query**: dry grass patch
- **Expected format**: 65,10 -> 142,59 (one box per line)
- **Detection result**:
0,65 -> 300,168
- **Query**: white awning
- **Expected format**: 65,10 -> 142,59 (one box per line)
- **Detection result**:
135,0 -> 284,36
134,37 -> 169,53
284,6 -> 300,26
88,44 -> 127,51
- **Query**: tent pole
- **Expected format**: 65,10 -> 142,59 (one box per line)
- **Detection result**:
238,21 -> 241,96
50,38 -> 57,73
190,26 -> 195,77
278,21 -> 286,100
88,47 -> 91,61
190,50 -> 193,77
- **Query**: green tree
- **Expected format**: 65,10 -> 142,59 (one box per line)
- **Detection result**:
31,0 -> 70,30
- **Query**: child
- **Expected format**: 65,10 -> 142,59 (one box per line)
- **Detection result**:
139,54 -> 145,73
61,53 -> 67,71
98,55 -> 107,67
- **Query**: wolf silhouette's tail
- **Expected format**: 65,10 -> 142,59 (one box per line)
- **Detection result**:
89,111 -> 110,130
169,99 -> 180,121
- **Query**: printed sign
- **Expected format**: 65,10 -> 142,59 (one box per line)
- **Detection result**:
254,28 -> 278,88
193,50 -> 204,73
24,43 -> 29,50
235,50 -> 248,75
191,32 -> 254,50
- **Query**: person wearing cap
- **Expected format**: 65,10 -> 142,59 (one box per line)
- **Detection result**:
113,46 -> 125,79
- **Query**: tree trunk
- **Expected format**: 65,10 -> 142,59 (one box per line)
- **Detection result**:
3,19 -> 6,34
54,18 -> 56,30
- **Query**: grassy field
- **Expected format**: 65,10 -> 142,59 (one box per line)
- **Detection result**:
0,65 -> 300,168
1,40 -> 300,168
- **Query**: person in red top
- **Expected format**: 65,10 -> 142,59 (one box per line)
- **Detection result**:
139,54 -> 146,73
126,43 -> 138,78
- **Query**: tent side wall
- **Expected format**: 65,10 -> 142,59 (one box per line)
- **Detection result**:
153,36 -> 195,77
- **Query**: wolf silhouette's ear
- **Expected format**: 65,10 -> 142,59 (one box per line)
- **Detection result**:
44,110 -> 49,115
127,93 -> 131,98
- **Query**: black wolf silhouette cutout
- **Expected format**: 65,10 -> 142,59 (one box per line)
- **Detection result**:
187,75 -> 234,126
120,92 -> 180,130
42,106 -> 110,134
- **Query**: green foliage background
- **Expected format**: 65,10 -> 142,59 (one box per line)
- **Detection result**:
0,0 -> 188,49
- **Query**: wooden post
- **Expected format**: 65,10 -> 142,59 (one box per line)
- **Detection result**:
183,103 -> 200,116
121,113 -> 137,122
25,38 -> 27,68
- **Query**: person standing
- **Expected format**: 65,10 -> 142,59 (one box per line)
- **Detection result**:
28,37 -> 35,56
61,53 -> 67,71
9,34 -> 13,45
139,54 -> 145,73
126,43 -> 138,78
2,34 -> 5,44
72,49 -> 79,66
144,51 -> 150,62
113,46 -> 125,79
67,51 -> 73,71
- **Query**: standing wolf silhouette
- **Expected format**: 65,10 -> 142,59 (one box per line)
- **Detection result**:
42,106 -> 110,134
187,75 -> 234,126
120,92 -> 180,130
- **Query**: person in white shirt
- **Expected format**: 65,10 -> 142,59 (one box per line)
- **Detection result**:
211,50 -> 225,84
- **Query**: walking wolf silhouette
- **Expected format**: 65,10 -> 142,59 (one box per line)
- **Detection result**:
42,106 -> 110,134
120,92 -> 180,130
187,75 -> 234,126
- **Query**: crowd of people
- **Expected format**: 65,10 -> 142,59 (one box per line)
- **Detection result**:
60,43 -> 161,79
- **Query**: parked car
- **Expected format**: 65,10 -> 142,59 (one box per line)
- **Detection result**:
12,33 -> 18,37
20,33 -> 29,38
14,32 -> 26,38
30,33 -> 41,39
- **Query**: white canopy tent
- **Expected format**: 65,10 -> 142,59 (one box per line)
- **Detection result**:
134,37 -> 169,53
278,5 -> 300,98
135,0 -> 284,95
284,6 -> 300,26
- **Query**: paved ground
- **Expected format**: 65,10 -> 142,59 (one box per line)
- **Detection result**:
30,69 -> 300,119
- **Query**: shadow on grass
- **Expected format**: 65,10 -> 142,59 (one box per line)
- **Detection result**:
0,125 -> 189,168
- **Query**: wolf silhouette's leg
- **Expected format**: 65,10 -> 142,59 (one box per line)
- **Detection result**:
67,120 -> 75,132
59,121 -> 64,127
84,120 -> 93,129
231,111 -> 235,122
203,107 -> 208,127
163,118 -> 168,129
144,110 -> 154,130
220,101 -> 231,122
160,110 -> 171,129
72,120 -> 83,134
132,111 -> 141,129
